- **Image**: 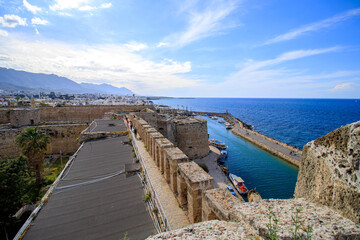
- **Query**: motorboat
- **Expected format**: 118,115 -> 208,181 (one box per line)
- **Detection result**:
218,119 -> 225,123
220,150 -> 228,159
225,122 -> 233,129
209,139 -> 228,150
229,173 -> 248,195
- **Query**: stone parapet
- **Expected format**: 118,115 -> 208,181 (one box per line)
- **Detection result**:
149,132 -> 164,158
295,120 -> 360,224
230,198 -> 360,239
164,147 -> 188,191
178,162 -> 214,223
144,127 -> 157,149
146,220 -> 248,240
202,188 -> 242,221
154,138 -> 174,171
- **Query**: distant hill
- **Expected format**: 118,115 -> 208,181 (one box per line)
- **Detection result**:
0,67 -> 134,95
80,83 -> 133,95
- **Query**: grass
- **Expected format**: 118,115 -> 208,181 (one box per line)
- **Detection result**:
265,207 -> 313,240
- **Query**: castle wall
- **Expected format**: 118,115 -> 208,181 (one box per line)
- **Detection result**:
0,109 -> 10,124
0,124 -> 87,158
172,117 -> 209,159
10,108 -> 40,127
295,120 -> 360,224
39,105 -> 153,122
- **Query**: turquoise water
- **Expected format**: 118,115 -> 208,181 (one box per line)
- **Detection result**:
204,116 -> 299,199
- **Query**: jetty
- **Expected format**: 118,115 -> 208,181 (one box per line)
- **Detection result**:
191,111 -> 302,166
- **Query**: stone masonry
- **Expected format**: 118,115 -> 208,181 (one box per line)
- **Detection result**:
295,120 -> 360,224
10,108 -> 40,127
178,162 -> 214,223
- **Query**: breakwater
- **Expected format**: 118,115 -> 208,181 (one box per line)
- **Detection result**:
192,111 -> 301,167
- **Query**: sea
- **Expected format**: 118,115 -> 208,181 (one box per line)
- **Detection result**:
153,98 -> 360,199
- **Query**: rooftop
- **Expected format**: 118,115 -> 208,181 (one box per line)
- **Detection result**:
23,120 -> 156,240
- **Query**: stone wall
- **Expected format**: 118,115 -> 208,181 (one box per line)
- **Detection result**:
131,116 -> 215,224
202,188 -> 243,221
0,109 -> 10,124
295,120 -> 360,224
10,108 -> 40,127
148,199 -> 360,239
0,123 -> 88,158
177,162 -> 213,223
39,105 -> 153,122
172,117 -> 209,159
130,112 -> 209,160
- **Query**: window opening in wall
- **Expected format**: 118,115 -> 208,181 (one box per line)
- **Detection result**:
30,119 -> 34,125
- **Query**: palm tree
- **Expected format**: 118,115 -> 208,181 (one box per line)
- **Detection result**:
15,127 -> 51,186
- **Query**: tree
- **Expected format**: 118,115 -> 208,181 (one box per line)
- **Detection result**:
0,156 -> 29,239
15,128 -> 51,186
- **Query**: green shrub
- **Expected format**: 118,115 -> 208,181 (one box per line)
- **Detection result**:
198,163 -> 209,173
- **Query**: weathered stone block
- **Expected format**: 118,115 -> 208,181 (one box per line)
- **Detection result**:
164,147 -> 189,192
295,120 -> 360,224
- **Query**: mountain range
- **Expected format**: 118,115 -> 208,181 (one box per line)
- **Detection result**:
0,67 -> 134,95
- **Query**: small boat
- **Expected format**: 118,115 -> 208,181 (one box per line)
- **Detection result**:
209,139 -> 228,150
220,150 -> 228,159
212,116 -> 218,120
225,122 -> 233,129
229,173 -> 248,195
218,119 -> 225,123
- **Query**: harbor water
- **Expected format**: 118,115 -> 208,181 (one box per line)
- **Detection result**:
204,116 -> 298,199
154,98 -> 360,199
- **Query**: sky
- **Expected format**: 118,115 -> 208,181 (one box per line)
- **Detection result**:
0,0 -> 359,98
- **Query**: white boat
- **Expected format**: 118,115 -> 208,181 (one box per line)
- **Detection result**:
212,116 -> 218,120
218,119 -> 225,123
209,139 -> 228,150
225,122 -> 233,129
229,173 -> 248,195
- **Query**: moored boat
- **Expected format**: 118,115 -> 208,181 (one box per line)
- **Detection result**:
220,150 -> 228,159
229,173 -> 248,195
209,139 -> 228,150
225,122 -> 233,129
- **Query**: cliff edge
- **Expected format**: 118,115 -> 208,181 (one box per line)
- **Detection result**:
295,120 -> 360,224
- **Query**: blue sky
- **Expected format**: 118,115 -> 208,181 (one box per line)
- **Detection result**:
0,0 -> 359,98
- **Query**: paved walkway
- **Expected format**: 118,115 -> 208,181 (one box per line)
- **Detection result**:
194,146 -> 230,189
130,131 -> 190,230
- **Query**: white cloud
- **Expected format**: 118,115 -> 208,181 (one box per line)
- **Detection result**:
163,0 -> 239,47
208,47 -> 353,97
331,83 -> 352,92
0,29 -> 8,37
0,14 -> 27,28
35,28 -> 39,34
0,37 -> 198,95
157,42 -> 169,47
124,42 -> 148,51
23,0 -> 42,14
79,5 -> 95,11
50,0 -> 89,11
100,2 -> 112,9
263,8 -> 360,45
31,17 -> 49,25
50,0 -> 111,12
238,47 -> 341,73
